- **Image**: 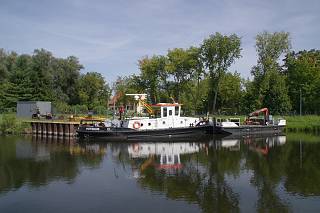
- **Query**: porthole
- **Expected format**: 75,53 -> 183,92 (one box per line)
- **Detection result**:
141,123 -> 144,127
163,121 -> 165,124
148,123 -> 151,126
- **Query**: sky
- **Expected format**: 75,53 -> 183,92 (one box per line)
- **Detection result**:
0,0 -> 319,83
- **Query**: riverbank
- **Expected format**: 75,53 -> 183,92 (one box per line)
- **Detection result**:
1,114 -> 320,135
285,115 -> 320,132
0,114 -> 30,135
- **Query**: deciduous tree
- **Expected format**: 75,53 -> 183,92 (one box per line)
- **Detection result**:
201,33 -> 241,114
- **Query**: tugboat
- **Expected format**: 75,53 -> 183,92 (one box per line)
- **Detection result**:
76,94 -> 213,141
214,108 -> 286,135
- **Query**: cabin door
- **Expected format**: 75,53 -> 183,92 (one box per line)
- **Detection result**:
162,107 -> 174,128
167,107 -> 174,128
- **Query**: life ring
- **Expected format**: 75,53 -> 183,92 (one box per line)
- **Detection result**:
133,121 -> 141,129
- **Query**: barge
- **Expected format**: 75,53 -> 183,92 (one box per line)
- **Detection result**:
214,108 -> 286,135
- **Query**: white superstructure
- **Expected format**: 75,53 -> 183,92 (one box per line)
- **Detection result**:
108,103 -> 200,130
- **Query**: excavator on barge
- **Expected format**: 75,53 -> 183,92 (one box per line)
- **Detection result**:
214,108 -> 286,135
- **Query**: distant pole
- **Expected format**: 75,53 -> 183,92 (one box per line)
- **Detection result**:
300,139 -> 302,169
113,100 -> 115,120
299,88 -> 302,116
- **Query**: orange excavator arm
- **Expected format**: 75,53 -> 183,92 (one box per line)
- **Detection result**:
245,108 -> 269,125
249,108 -> 269,118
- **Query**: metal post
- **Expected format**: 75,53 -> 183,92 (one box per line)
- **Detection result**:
300,88 -> 302,116
300,139 -> 302,169
113,99 -> 116,120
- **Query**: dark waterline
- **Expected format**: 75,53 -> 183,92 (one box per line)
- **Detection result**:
0,134 -> 320,212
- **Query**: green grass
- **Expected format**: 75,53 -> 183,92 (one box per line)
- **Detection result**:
284,115 -> 320,131
0,114 -> 30,135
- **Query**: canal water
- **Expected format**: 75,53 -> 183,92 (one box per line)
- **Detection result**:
0,133 -> 320,212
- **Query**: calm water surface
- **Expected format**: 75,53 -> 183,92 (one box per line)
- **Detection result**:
0,133 -> 320,212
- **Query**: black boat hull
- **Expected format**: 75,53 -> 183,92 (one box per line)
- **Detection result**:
77,125 -> 214,141
214,125 -> 285,135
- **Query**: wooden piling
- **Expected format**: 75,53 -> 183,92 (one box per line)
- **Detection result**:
32,123 -> 37,134
47,123 -> 53,135
53,123 -> 58,136
64,124 -> 71,137
37,122 -> 42,135
58,124 -> 64,137
42,123 -> 47,135
69,124 -> 75,136
28,121 -> 79,138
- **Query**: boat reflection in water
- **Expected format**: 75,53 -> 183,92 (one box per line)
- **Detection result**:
128,142 -> 204,177
125,135 -> 286,178
211,134 -> 286,153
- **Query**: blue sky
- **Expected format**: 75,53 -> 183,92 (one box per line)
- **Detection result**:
0,0 -> 319,83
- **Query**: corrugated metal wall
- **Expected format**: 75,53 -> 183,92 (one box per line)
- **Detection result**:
16,101 -> 51,118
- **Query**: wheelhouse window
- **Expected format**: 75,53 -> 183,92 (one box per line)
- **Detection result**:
163,107 -> 167,117
175,106 -> 179,116
169,110 -> 172,116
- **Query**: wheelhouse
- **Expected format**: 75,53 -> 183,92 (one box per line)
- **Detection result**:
150,103 -> 181,118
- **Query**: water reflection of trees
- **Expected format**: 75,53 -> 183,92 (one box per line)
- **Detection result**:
244,137 -> 290,212
1,134 -> 319,211
111,135 -> 320,212
244,135 -> 320,211
0,136 -> 105,194
284,141 -> 320,196
110,141 -> 242,212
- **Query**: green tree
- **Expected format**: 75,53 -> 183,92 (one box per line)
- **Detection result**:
285,50 -> 320,114
52,56 -> 83,104
218,71 -> 243,114
29,49 -> 55,101
166,48 -> 197,102
201,33 -> 242,114
138,55 -> 166,103
0,49 -> 8,83
250,31 -> 291,114
78,72 -> 110,109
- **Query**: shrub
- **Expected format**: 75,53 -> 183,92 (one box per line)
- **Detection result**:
93,106 -> 107,115
71,105 -> 88,115
0,114 -> 29,135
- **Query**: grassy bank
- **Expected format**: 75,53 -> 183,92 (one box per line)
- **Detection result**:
285,115 -> 320,131
0,114 -> 30,135
0,113 -> 320,135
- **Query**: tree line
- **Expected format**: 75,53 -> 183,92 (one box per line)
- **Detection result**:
115,31 -> 320,115
0,31 -> 319,115
0,49 -> 110,114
